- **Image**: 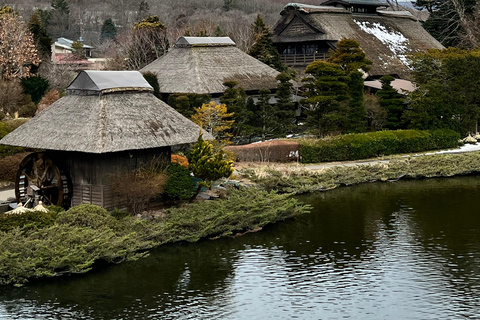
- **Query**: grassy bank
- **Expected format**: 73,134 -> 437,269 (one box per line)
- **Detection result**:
0,187 -> 310,286
238,151 -> 480,194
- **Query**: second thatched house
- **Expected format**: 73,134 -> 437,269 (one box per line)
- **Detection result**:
272,2 -> 444,79
0,70 -> 211,209
140,36 -> 281,97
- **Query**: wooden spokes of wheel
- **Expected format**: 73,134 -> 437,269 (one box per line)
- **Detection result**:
15,152 -> 72,208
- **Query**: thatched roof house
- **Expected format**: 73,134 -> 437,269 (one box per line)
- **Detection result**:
0,71 -> 210,209
273,3 -> 444,78
1,71 -> 207,153
140,37 -> 281,96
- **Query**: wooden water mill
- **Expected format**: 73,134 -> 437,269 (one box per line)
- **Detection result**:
15,152 -> 72,208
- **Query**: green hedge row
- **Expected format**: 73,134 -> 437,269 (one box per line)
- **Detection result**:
299,129 -> 460,163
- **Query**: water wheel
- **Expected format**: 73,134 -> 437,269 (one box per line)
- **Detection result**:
15,152 -> 72,208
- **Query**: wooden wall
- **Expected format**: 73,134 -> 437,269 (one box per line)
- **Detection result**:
48,147 -> 171,210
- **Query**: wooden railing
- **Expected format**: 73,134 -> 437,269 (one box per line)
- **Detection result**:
280,53 -> 327,66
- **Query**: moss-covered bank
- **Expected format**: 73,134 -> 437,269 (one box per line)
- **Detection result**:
0,188 -> 310,286
238,151 -> 480,194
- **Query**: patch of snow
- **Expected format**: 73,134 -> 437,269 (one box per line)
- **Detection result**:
354,20 -> 412,67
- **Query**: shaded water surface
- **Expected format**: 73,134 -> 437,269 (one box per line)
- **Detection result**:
1,177 -> 480,319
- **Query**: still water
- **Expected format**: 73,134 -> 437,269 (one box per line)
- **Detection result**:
1,177 -> 480,319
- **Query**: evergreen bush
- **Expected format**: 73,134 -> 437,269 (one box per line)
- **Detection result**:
164,163 -> 196,200
0,210 -> 57,232
298,129 -> 460,163
56,204 -> 116,229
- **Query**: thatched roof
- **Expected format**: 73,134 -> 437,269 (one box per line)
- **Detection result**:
0,71 -> 211,153
273,3 -> 444,78
140,36 -> 280,95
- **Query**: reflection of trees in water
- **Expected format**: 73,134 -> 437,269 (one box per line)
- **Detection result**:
0,238 -> 243,319
2,176 -> 480,319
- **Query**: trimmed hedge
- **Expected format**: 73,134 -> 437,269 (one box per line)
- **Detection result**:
0,120 -> 28,158
299,129 -> 460,163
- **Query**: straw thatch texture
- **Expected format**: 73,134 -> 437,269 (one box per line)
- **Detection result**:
140,38 -> 280,95
274,3 -> 444,78
0,92 -> 211,153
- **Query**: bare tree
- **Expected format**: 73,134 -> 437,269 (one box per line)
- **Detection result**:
0,10 -> 40,80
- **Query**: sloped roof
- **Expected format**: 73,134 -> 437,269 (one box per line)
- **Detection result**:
274,3 -> 444,78
140,37 -> 280,95
176,37 -> 236,47
322,0 -> 389,7
0,71 -> 211,153
56,37 -> 94,49
68,70 -> 153,93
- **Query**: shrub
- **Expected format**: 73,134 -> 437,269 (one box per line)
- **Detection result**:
164,163 -> 196,200
56,204 -> 116,229
109,208 -> 131,220
171,154 -> 188,167
111,158 -> 168,214
0,120 -> 28,159
0,152 -> 28,181
0,210 -> 56,232
21,76 -> 49,104
18,102 -> 37,118
298,129 -> 460,163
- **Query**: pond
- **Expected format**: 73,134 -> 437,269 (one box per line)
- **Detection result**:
1,176 -> 479,319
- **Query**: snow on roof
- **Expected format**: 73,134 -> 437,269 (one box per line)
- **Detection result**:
354,19 -> 415,66
67,70 -> 153,93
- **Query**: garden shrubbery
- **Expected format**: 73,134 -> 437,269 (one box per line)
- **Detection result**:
164,163 -> 196,200
0,119 -> 29,158
298,129 -> 460,163
0,187 -> 310,286
0,210 -> 58,232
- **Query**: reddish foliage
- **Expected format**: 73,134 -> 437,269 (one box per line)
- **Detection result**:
171,154 -> 189,167
225,140 -> 300,162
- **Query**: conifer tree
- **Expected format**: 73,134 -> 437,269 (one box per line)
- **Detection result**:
251,88 -> 279,141
220,80 -> 253,138
248,14 -> 286,72
347,71 -> 366,132
100,18 -> 117,43
300,61 -> 349,137
377,75 -> 405,130
187,134 -> 233,197
328,39 -> 371,133
28,11 -> 52,58
275,72 -> 297,134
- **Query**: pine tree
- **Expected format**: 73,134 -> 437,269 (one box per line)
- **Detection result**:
248,14 -> 286,72
187,134 -> 233,197
347,71 -> 366,132
100,18 -> 117,43
220,80 -> 253,138
142,72 -> 160,99
275,72 -> 297,135
28,11 -> 52,58
377,75 -> 405,130
328,39 -> 371,133
251,88 -> 280,141
327,38 -> 372,74
300,61 -> 349,137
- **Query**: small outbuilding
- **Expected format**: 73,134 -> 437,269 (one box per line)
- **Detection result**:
140,36 -> 281,97
0,70 -> 211,209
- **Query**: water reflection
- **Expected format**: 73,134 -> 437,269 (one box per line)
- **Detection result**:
1,177 -> 480,319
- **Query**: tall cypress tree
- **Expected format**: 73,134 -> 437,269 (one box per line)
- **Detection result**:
248,14 -> 286,72
275,72 -> 297,135
377,75 -> 405,130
